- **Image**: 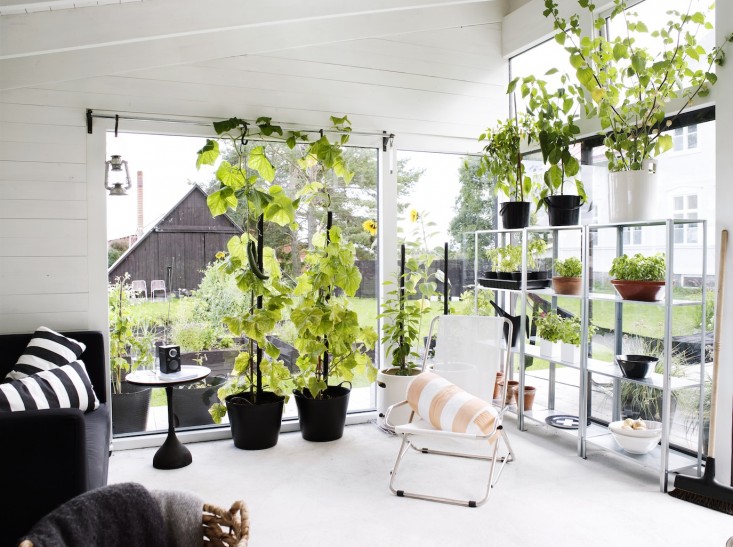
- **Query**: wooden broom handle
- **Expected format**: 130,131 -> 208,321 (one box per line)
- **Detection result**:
709,229 -> 728,455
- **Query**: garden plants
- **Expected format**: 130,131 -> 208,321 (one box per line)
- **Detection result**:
552,256 -> 583,295
609,253 -> 666,302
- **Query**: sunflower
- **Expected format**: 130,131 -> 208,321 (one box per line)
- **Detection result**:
362,219 -> 377,236
410,209 -> 420,223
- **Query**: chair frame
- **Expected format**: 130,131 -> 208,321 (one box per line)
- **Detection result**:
385,315 -> 515,507
150,279 -> 167,300
130,279 -> 148,301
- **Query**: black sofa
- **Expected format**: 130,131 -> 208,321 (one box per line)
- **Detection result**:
0,331 -> 110,546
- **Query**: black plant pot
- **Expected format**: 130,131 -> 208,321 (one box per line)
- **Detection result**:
544,195 -> 583,226
111,382 -> 151,435
497,271 -> 513,280
294,385 -> 351,442
500,201 -> 530,229
226,391 -> 285,450
173,376 -> 226,428
483,271 -> 498,279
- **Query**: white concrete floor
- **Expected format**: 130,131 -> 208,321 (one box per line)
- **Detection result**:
109,418 -> 732,547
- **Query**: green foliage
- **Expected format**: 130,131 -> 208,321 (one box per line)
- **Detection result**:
449,156 -> 497,246
555,256 -> 582,278
557,316 -> 597,346
291,226 -> 378,399
109,274 -> 155,394
486,237 -> 547,272
535,311 -> 564,343
514,74 -> 586,207
544,0 -> 731,171
609,253 -> 665,281
450,288 -> 495,316
478,116 -> 538,202
170,322 -> 221,353
191,258 -> 251,327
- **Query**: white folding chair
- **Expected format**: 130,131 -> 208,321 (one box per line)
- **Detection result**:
130,280 -> 147,301
385,315 -> 515,507
150,279 -> 166,300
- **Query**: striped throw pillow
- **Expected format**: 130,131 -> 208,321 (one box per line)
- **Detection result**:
407,372 -> 498,436
5,327 -> 86,381
0,360 -> 100,413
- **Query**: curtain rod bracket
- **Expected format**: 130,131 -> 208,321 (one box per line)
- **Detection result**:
382,132 -> 394,152
86,109 -> 93,134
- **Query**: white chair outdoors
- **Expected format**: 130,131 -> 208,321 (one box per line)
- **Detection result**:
150,279 -> 166,300
385,315 -> 515,507
130,280 -> 147,301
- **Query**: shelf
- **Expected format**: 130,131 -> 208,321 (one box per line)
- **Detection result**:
587,432 -> 698,473
586,358 -> 700,390
587,292 -> 702,306
526,287 -> 584,299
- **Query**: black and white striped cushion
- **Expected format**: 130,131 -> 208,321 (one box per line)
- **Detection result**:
0,360 -> 100,412
5,327 -> 86,381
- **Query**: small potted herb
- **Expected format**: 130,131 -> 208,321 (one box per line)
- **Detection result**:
558,316 -> 597,364
552,256 -> 582,295
534,311 -> 563,358
609,253 -> 666,302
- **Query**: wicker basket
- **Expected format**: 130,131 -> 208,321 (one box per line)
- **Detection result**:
19,500 -> 249,547
203,500 -> 249,547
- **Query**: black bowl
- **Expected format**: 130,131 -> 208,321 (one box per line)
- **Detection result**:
615,354 -> 658,379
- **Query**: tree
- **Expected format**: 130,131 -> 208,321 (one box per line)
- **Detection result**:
449,156 -> 497,249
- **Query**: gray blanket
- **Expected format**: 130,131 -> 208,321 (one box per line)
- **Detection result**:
20,482 -> 168,547
151,489 -> 202,547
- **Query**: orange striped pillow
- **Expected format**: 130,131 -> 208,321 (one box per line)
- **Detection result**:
406,372 -> 498,435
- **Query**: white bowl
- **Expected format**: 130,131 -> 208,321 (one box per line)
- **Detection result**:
608,420 -> 662,454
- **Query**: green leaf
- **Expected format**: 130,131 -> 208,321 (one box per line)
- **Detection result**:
631,52 -> 646,74
213,118 -> 245,135
555,32 -> 566,46
227,235 -> 248,263
656,134 -> 673,155
196,139 -> 219,169
565,155 -> 580,177
207,188 -> 237,216
507,77 -> 520,94
264,187 -> 297,226
570,53 -> 584,69
247,146 -> 275,182
613,43 -> 628,61
215,161 -> 245,190
548,164 -> 563,188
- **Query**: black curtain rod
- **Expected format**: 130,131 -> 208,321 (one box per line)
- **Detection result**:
85,109 -> 392,140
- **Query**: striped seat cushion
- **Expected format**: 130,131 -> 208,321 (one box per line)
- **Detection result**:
407,372 -> 498,435
0,360 -> 100,413
5,327 -> 86,381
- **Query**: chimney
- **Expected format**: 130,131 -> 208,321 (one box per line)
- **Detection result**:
136,171 -> 144,237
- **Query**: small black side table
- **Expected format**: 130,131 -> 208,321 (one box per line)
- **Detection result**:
126,366 -> 211,469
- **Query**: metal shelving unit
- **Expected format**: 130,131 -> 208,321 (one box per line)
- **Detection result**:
466,218 -> 707,492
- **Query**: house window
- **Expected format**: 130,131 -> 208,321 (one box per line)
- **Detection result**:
673,194 -> 699,244
623,227 -> 642,246
673,125 -> 698,152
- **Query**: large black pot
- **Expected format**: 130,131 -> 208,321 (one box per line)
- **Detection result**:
544,195 -> 583,226
111,382 -> 151,435
294,384 -> 351,442
226,391 -> 285,450
174,375 -> 226,428
499,201 -> 530,229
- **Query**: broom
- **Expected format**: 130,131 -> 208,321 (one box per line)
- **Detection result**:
669,228 -> 733,514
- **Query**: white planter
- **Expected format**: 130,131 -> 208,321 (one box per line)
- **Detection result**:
608,160 -> 658,222
561,343 -> 580,364
376,369 -> 419,431
539,338 -> 560,359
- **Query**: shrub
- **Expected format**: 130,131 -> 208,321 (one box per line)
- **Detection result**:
191,260 -> 251,326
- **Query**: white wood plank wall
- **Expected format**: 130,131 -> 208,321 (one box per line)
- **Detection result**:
0,98 -> 91,333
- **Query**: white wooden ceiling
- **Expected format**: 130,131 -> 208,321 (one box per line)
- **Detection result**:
0,0 -> 511,148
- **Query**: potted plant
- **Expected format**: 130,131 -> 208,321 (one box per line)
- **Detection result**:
514,75 -> 587,226
609,253 -> 666,302
291,213 -> 378,441
534,310 -> 563,358
109,274 -> 155,435
544,0 -> 732,222
558,316 -> 597,364
197,116 -> 302,450
552,256 -> 583,295
479,114 -> 538,229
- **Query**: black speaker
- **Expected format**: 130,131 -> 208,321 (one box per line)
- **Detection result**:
159,345 -> 181,374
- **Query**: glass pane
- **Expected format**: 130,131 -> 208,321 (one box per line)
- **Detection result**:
688,225 -> 698,244
688,126 -> 698,149
687,194 -> 698,210
673,196 -> 683,210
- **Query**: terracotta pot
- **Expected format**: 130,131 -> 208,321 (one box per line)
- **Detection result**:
499,379 -> 519,405
552,276 -> 582,295
493,371 -> 505,400
512,385 -> 537,411
611,279 -> 665,302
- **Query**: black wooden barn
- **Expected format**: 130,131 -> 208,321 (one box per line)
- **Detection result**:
108,185 -> 242,293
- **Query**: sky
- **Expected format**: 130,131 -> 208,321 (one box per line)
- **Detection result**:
105,133 -> 464,244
